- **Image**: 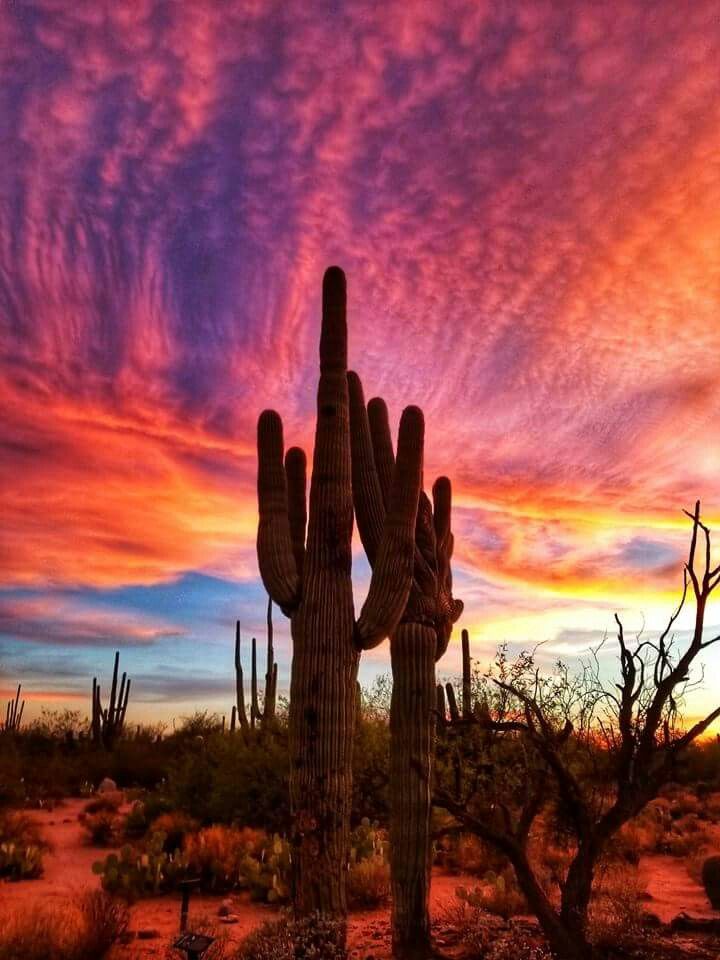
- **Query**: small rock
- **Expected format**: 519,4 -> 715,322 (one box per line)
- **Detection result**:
218,898 -> 234,917
98,777 -> 118,794
220,915 -> 239,924
137,929 -> 159,940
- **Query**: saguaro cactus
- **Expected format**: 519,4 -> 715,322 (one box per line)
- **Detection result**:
91,651 -> 131,749
257,266 -> 424,919
3,684 -> 24,732
232,600 -> 278,734
349,375 -> 463,959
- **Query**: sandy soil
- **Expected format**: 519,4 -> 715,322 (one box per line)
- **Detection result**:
1,799 -> 718,958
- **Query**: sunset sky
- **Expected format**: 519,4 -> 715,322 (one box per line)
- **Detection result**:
1,1 -> 719,726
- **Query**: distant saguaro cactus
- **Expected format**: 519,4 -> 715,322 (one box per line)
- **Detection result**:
231,597 -> 278,734
257,266 -> 423,920
349,375 -> 463,959
3,684 -> 24,732
91,651 -> 131,750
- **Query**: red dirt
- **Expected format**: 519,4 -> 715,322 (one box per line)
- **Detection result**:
1,799 -> 718,958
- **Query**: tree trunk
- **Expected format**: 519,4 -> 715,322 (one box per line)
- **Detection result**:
511,851 -> 596,960
559,840 -> 599,954
390,622 -> 436,958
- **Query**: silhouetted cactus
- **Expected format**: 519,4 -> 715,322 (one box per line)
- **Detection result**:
702,856 -> 720,910
231,597 -> 278,734
349,376 -> 463,959
92,652 -> 131,750
256,266 -> 423,920
3,684 -> 24,732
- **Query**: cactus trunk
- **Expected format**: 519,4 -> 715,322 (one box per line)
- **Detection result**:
257,267 -> 423,923
288,266 -> 357,916
390,622 -> 436,959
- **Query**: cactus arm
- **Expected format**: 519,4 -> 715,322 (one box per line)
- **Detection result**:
234,622 -> 249,730
432,477 -> 464,659
285,447 -> 307,580
116,672 -> 127,726
367,396 -> 395,508
119,678 -> 131,731
347,371 -> 385,565
445,682 -> 460,722
436,683 -> 447,723
108,651 -> 119,728
264,595 -> 276,721
257,410 -> 301,613
461,629 -> 472,720
251,637 -> 259,728
355,406 -> 424,650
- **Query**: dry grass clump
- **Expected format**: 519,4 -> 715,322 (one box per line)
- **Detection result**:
0,890 -> 128,960
347,855 -> 390,908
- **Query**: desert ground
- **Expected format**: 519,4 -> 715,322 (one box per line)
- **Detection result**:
2,797 -> 720,959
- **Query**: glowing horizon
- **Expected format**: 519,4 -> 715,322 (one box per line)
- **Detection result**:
1,1 -> 719,725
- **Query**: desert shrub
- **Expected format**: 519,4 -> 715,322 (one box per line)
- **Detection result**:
485,930 -> 553,960
0,809 -> 45,848
0,890 -> 128,960
0,810 -> 47,879
151,810 -> 199,852
165,730 -> 290,831
183,825 -> 265,893
120,799 -> 149,840
346,816 -> 390,908
83,792 -> 123,815
435,829 -> 508,876
82,811 -> 118,846
456,867 -> 526,920
442,903 -> 551,960
659,784 -> 702,819
235,833 -> 292,903
352,710 -> 390,824
235,914 -> 346,960
702,791 -> 720,822
347,856 -> 390,908
587,862 -> 647,949
662,813 -> 713,857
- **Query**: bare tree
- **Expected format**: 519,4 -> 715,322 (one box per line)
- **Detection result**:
435,502 -> 720,960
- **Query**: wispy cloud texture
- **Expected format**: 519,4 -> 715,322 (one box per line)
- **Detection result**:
1,1 -> 719,717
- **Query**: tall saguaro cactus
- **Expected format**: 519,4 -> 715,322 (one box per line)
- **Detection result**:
257,266 -> 424,919
349,374 -> 463,959
4,684 -> 24,732
232,600 -> 278,734
92,651 -> 131,750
